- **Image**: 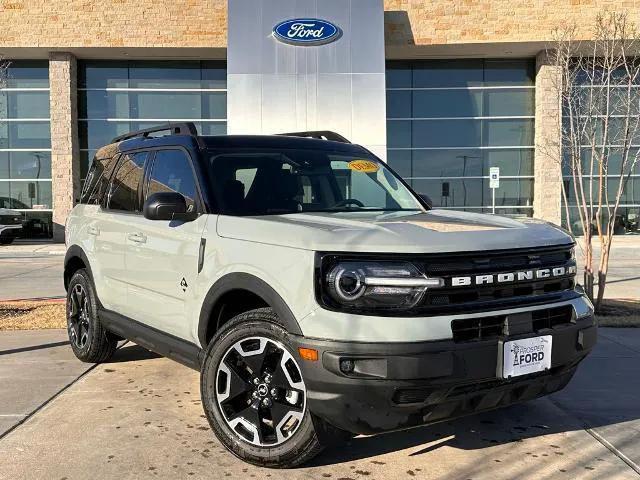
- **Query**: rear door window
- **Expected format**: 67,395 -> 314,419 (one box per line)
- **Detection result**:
106,152 -> 148,212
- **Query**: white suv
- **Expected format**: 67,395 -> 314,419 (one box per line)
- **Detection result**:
64,123 -> 596,467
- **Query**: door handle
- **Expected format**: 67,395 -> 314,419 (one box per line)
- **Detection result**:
88,226 -> 100,236
127,232 -> 147,244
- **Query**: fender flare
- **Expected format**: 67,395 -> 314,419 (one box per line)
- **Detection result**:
198,272 -> 303,346
63,245 -> 94,291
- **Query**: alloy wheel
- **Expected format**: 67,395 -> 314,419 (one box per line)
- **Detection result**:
215,336 -> 306,447
68,283 -> 91,349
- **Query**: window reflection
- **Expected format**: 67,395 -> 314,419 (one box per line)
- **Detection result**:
0,61 -> 52,238
78,61 -> 227,175
386,59 -> 535,213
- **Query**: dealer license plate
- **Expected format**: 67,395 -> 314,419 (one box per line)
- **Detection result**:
502,335 -> 552,378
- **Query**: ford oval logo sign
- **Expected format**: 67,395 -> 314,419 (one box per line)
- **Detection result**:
272,18 -> 341,46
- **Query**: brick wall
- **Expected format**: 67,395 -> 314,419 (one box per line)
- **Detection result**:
0,0 -> 227,48
383,0 -> 640,46
533,52 -> 563,225
0,1 -> 638,50
50,52 -> 80,242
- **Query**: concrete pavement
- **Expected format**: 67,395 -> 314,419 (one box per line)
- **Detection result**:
580,236 -> 640,300
0,330 -> 93,437
0,328 -> 638,479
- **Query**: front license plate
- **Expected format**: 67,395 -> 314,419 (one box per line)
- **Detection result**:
502,335 -> 552,378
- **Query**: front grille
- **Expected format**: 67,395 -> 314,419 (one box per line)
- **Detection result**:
451,305 -> 575,343
532,305 -> 574,331
451,315 -> 504,342
418,245 -> 576,314
0,214 -> 22,225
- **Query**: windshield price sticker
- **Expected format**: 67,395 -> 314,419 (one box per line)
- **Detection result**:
348,160 -> 379,173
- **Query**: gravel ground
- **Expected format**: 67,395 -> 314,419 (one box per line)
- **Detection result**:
0,300 -> 66,331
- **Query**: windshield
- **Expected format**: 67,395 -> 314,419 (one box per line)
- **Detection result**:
208,148 -> 424,216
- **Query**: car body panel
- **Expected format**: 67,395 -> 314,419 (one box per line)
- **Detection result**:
189,216 -> 316,346
123,213 -> 209,340
216,209 -> 572,254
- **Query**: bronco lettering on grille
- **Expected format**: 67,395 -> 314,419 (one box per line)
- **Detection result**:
450,265 -> 576,287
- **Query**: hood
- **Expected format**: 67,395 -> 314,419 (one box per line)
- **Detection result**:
216,209 -> 573,253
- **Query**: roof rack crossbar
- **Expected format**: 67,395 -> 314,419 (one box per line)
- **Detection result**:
112,122 -> 198,143
278,130 -> 351,144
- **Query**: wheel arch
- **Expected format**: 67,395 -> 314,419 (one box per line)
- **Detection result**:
198,272 -> 303,347
63,245 -> 94,292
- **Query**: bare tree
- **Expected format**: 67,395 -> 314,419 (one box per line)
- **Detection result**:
548,12 -> 640,312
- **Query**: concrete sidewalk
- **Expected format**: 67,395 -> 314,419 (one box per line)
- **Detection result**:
0,330 -> 93,437
0,328 -> 638,479
0,241 -> 65,257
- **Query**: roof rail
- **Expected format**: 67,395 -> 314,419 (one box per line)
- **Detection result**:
278,130 -> 351,144
112,122 -> 198,143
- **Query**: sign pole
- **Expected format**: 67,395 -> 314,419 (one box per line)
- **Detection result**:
489,167 -> 500,215
492,188 -> 495,215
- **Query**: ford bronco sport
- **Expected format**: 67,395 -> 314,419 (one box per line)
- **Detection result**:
64,123 -> 596,467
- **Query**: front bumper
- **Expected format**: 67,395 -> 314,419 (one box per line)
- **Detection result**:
291,309 -> 596,435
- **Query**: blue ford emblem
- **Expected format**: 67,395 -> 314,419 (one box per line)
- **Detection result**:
272,18 -> 341,46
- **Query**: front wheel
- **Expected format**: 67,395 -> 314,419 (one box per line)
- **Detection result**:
0,238 -> 14,245
200,308 -> 325,468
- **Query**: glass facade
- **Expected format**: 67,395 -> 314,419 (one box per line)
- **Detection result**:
0,61 -> 53,238
78,60 -> 227,178
386,59 -> 535,215
562,79 -> 640,234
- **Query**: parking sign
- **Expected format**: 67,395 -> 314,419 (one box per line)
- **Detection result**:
489,167 -> 500,189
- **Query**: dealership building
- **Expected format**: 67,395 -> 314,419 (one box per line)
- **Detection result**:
0,0 -> 638,241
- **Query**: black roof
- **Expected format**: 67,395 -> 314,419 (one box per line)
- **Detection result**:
97,122 -> 370,157
200,135 -> 368,153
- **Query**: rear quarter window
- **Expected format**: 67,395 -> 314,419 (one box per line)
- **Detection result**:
80,153 -> 119,205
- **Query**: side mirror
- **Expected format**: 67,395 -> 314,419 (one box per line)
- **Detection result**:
143,192 -> 197,222
418,193 -> 433,210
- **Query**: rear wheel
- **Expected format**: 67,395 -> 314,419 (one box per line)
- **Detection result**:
200,308 -> 325,468
66,269 -> 118,363
0,238 -> 14,245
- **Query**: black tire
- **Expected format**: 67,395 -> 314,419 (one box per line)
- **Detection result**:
66,269 -> 118,363
0,238 -> 14,245
200,308 -> 325,468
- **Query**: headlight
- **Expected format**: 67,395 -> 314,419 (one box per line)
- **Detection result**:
321,260 -> 443,312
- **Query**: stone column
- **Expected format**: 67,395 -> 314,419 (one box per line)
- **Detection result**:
49,52 -> 80,242
533,51 -> 563,225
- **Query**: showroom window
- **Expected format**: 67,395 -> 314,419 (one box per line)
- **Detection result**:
562,71 -> 640,234
0,61 -> 53,238
78,60 -> 227,179
386,59 -> 535,215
